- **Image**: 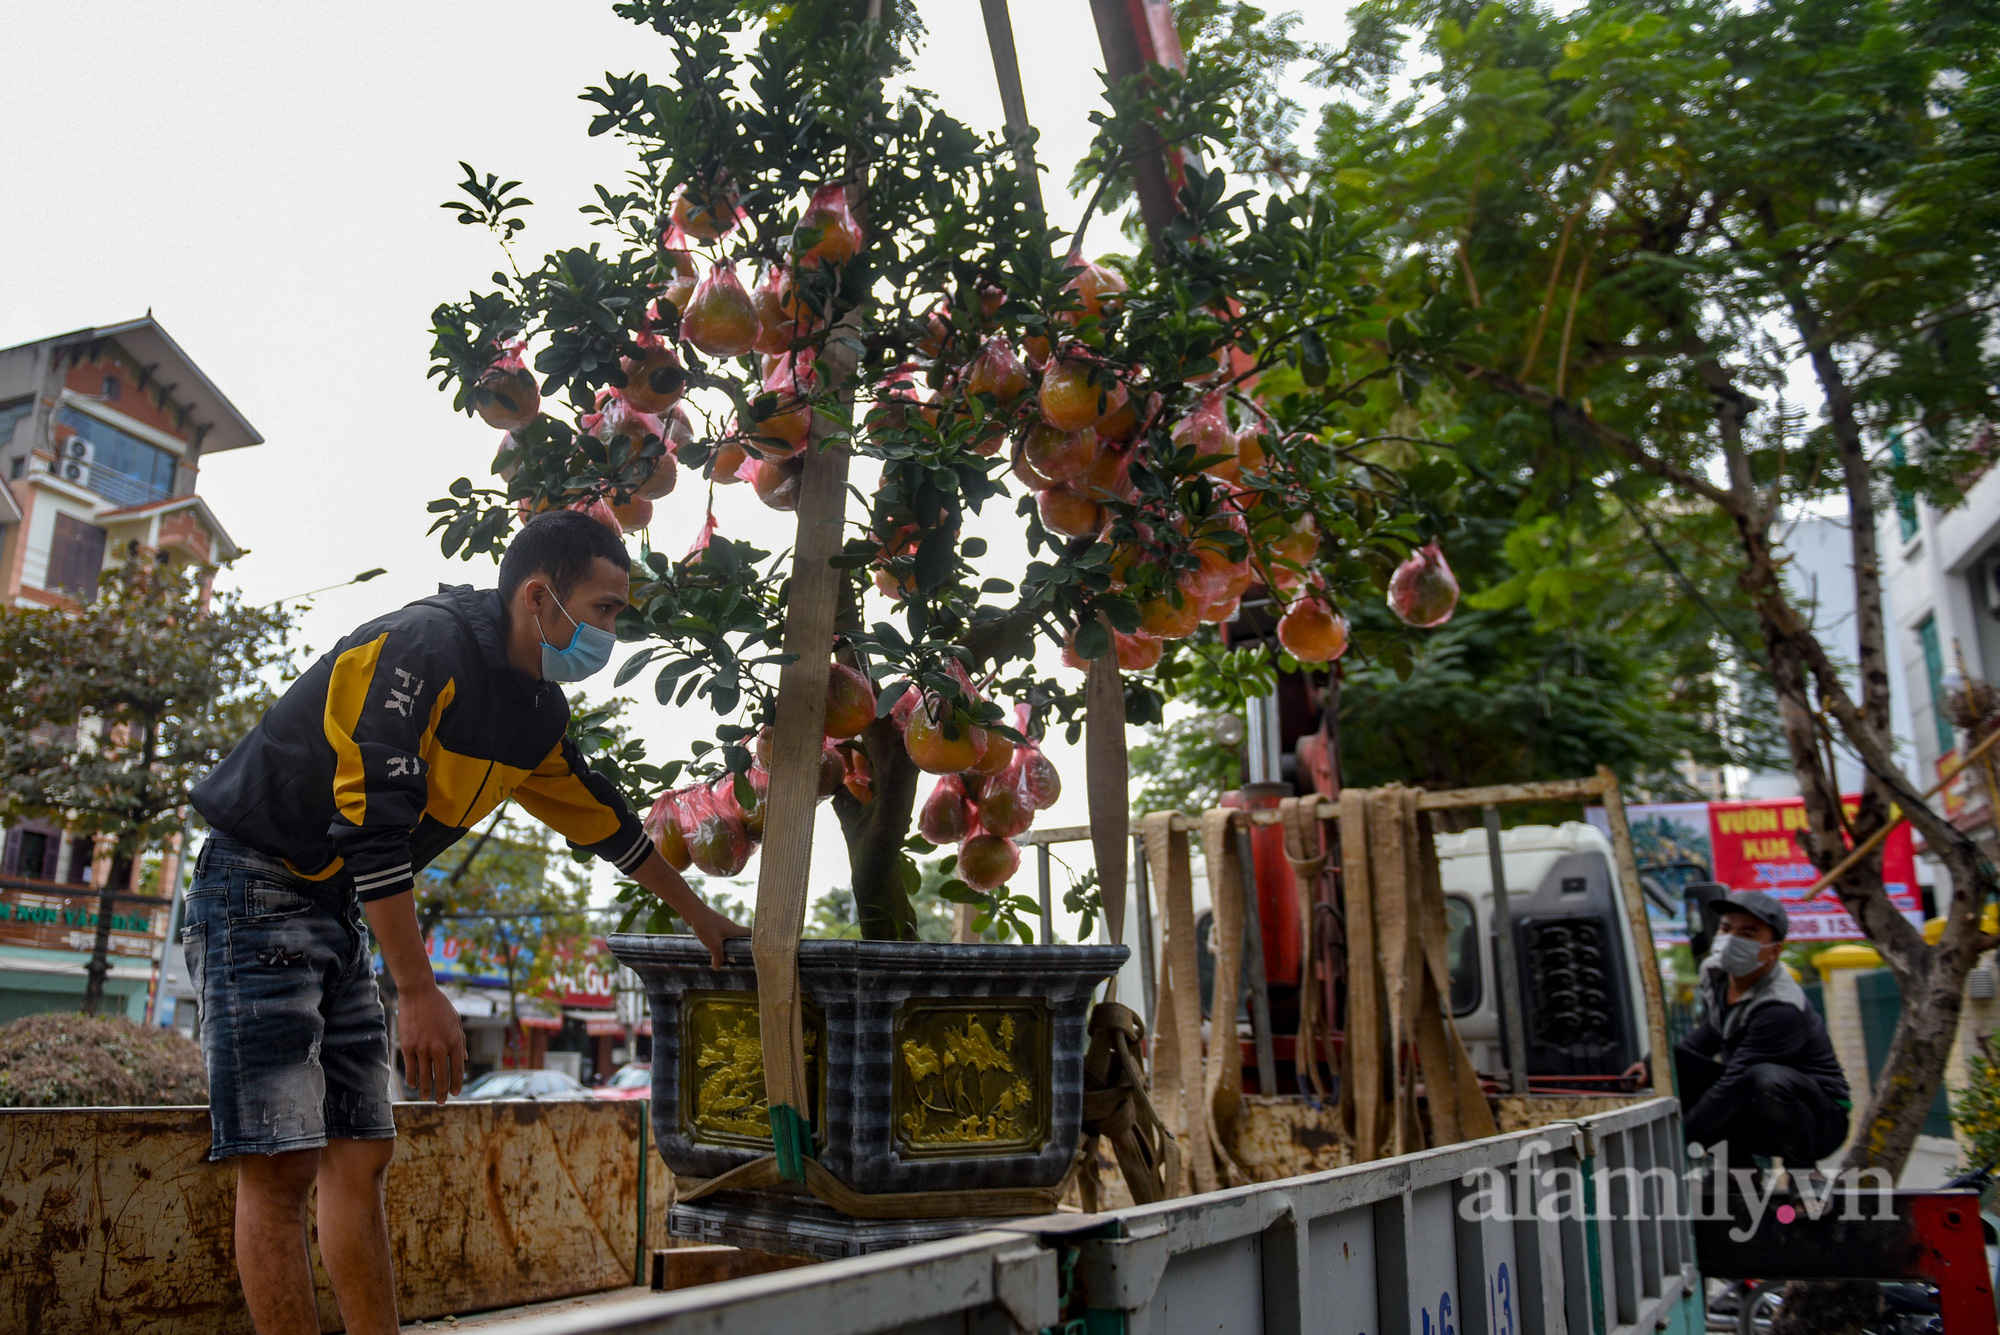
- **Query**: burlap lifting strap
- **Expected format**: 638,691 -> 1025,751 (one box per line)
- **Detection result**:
1141,809 -> 1209,1195
1338,785 -> 1495,1162
1077,1001 -> 1180,1209
675,1154 -> 1064,1220
1197,808 -> 1248,1188
1276,796 -> 1329,1098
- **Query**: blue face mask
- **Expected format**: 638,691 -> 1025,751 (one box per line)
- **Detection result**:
536,593 -> 615,683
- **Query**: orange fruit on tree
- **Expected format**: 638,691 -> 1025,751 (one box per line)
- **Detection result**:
903,697 -> 989,775
1138,591 -> 1202,640
681,262 -> 759,358
1019,422 -> 1096,485
824,662 -> 878,740
1037,485 -> 1104,538
620,341 -> 687,413
1038,356 -> 1111,433
1277,597 -> 1351,662
958,834 -> 1021,890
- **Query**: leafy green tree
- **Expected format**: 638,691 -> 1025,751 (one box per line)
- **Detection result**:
0,555 -> 296,1013
1296,0 -> 2000,1194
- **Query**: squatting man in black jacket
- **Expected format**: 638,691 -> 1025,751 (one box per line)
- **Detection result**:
1675,889 -> 1851,1170
182,512 -> 748,1335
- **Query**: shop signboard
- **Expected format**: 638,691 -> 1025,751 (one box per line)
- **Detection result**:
1591,796 -> 1923,944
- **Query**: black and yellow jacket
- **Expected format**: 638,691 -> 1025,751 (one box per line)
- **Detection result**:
191,584 -> 651,902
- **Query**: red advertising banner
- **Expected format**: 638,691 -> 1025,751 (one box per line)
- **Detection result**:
1707,796 -> 1921,941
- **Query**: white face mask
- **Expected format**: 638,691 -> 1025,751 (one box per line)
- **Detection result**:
1711,933 -> 1769,978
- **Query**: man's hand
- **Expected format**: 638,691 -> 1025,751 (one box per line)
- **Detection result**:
361,889 -> 469,1103
687,901 -> 753,967
630,850 -> 750,966
399,981 -> 468,1104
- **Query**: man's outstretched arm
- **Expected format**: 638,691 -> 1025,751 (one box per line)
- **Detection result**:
627,850 -> 750,965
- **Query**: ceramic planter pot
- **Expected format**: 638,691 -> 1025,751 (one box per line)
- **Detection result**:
608,935 -> 1127,1197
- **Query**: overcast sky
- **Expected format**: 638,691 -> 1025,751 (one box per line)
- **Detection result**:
0,1 -> 1341,926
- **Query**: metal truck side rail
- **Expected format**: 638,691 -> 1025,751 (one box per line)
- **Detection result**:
518,1097 -> 1700,1335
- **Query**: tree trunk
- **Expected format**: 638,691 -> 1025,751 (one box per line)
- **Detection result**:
833,713 -> 923,939
78,841 -> 124,1016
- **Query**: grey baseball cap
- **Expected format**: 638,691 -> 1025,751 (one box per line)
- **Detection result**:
1707,888 -> 1789,940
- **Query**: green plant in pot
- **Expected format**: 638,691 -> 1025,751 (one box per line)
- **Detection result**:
423,0 -> 1459,1236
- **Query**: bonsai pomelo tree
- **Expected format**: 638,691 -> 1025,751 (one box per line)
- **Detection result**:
424,0 -> 1461,941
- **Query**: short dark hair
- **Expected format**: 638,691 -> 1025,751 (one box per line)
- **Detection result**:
498,511 -> 631,601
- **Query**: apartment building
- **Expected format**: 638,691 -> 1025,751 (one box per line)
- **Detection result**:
1879,431 -> 2000,862
0,317 -> 259,1021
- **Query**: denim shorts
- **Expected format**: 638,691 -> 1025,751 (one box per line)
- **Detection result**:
183,835 -> 396,1159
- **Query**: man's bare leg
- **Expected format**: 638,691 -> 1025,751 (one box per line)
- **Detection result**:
317,1137 -> 399,1335
235,1148 -> 322,1335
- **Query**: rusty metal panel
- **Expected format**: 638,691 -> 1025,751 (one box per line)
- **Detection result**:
1227,1094 -> 1350,1181
0,1099 -> 660,1333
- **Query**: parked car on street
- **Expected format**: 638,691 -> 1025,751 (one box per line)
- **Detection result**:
458,1069 -> 595,1101
593,1063 -> 652,1100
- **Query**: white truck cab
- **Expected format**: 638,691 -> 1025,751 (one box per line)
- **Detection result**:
1437,820 -> 1652,1082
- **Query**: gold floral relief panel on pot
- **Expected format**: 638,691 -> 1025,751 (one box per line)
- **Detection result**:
892,999 -> 1049,1157
681,991 -> 822,1148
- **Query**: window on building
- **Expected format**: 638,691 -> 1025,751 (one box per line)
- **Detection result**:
101,375 -> 122,402
2,826 -> 61,880
48,513 -> 108,602
1918,616 -> 1953,754
55,408 -> 179,507
0,400 -> 29,450
1889,432 -> 1921,544
8,457 -> 22,480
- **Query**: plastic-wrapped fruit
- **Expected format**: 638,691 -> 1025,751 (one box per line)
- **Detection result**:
918,774 -> 978,845
1279,597 -> 1352,662
1020,422 -> 1097,486
644,791 -> 692,871
750,456 -> 803,511
966,731 -> 1015,778
751,353 -> 815,455
842,745 -> 875,804
1021,742 -> 1061,808
824,662 -> 877,740
974,772 -> 1034,840
819,739 -> 847,799
1235,426 -> 1269,476
620,338 -> 688,414
568,496 -> 623,538
1077,440 -> 1133,503
1200,596 -> 1240,625
1061,252 -> 1129,322
1012,442 -> 1057,492
659,222 -> 698,277
958,834 -> 1021,891
672,182 -> 741,241
1387,543 -> 1459,628
870,364 -> 924,434
752,264 -> 807,356
711,439 -> 749,484
964,336 -> 1030,406
795,182 -> 864,268
903,696 -> 989,774
1039,356 -> 1111,433
1115,629 -> 1163,670
1095,389 -> 1150,445
611,494 -> 653,532
475,347 -> 540,431
1037,485 -> 1104,539
681,262 -> 759,358
712,767 -> 769,840
683,787 -> 753,877
1173,392 -> 1236,475
1138,592 -> 1202,640
890,683 -> 921,733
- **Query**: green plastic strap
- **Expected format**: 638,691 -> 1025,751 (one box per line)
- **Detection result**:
770,1102 -> 814,1183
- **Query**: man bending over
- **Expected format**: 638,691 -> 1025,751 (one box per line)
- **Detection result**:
185,511 -> 746,1333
